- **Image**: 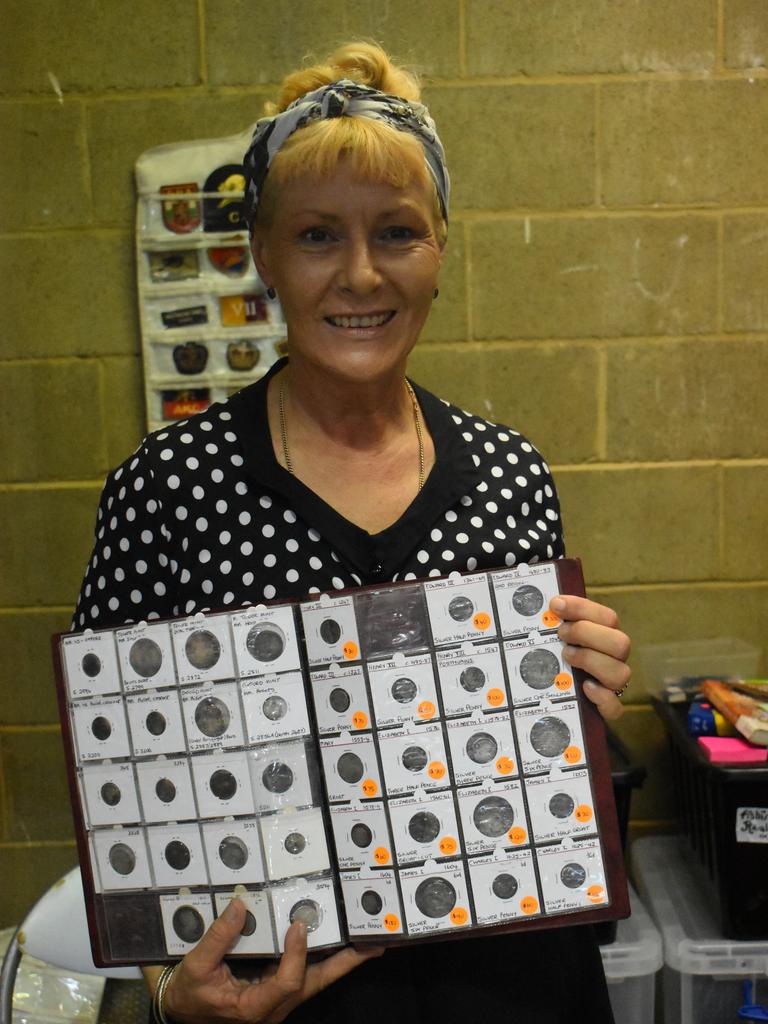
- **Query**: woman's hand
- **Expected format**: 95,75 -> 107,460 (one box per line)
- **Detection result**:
162,899 -> 384,1023
550,595 -> 631,722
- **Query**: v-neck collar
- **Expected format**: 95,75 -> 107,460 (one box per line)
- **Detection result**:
227,358 -> 479,582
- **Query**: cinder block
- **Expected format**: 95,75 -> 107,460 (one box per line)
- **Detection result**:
723,213 -> 768,332
102,356 -> 147,468
556,466 -> 720,585
466,0 -> 716,75
0,611 -> 71,725
0,103 -> 89,230
0,233 -> 138,359
205,0 -> 460,86
408,340 -> 600,465
0,731 -> 73,842
0,486 -> 102,607
0,843 -> 77,927
0,362 -> 107,483
724,0 -> 768,68
601,80 -> 768,206
608,706 -> 675,823
471,216 -> 718,340
0,0 -> 199,95
605,339 -> 768,461
424,85 -> 594,212
722,465 -> 768,580
421,230 -> 467,343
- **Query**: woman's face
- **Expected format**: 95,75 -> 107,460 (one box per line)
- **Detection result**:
250,161 -> 444,386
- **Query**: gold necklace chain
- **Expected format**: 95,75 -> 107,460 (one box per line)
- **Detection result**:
278,379 -> 425,491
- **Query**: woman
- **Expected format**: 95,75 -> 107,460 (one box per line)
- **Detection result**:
74,42 -> 629,1024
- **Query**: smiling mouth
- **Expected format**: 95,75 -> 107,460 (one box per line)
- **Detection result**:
325,311 -> 396,329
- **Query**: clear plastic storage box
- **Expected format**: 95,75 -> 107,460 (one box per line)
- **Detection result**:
600,885 -> 662,1024
632,836 -> 768,1024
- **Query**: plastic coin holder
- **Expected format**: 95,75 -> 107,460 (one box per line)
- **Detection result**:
388,790 -> 461,865
91,827 -> 153,892
71,696 -> 132,762
62,632 -> 121,700
354,584 -> 431,659
467,849 -> 541,924
271,876 -> 342,951
376,722 -> 449,796
81,761 -> 141,827
248,740 -> 314,813
445,713 -> 517,786
260,807 -> 330,881
135,757 -> 198,824
435,643 -> 508,717
525,768 -> 596,843
201,818 -> 265,886
191,750 -> 255,818
340,870 -> 404,936
160,892 -> 214,956
180,680 -> 245,752
423,574 -> 496,646
115,623 -> 176,691
299,595 -> 361,666
213,890 -> 276,954
503,634 -> 573,705
399,859 -> 472,936
536,838 -> 607,913
240,671 -> 310,744
309,664 -> 371,735
171,615 -> 235,685
147,822 -> 209,887
514,701 -> 585,774
328,801 -> 393,869
490,564 -> 561,637
367,653 -> 440,727
125,690 -> 186,757
319,733 -> 382,802
231,605 -> 301,678
456,780 -> 529,854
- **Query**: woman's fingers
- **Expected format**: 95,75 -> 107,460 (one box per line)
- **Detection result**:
551,595 -> 620,630
582,679 -> 624,722
558,619 -> 631,663
182,898 -> 246,980
562,643 -> 631,692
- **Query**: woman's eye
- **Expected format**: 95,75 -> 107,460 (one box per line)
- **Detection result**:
382,225 -> 414,241
301,227 -> 333,243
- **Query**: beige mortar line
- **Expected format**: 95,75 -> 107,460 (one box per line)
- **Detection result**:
595,347 -> 607,460
717,463 -> 727,574
0,227 -> 128,240
0,724 -> 61,734
716,213 -> 725,333
197,0 -> 208,85
458,0 -> 467,77
550,458 -> 768,471
0,839 -> 76,850
412,333 -> 768,349
0,480 -> 104,492
590,579 -> 768,594
717,0 -> 726,72
0,606 -> 72,615
593,83 -> 602,207
77,101 -> 94,225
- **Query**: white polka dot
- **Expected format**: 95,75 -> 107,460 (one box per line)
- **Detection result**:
202,579 -> 213,594
180,433 -> 193,444
506,453 -> 519,465
507,515 -> 517,528
547,544 -> 554,558
181,537 -> 189,552
115,567 -> 125,582
442,549 -> 454,561
175,506 -> 188,521
205,443 -> 218,455
456,532 -> 469,544
264,553 -> 277,567
263,524 -> 275,538
521,442 -> 533,453
193,485 -> 205,500
482,541 -> 494,553
159,553 -> 168,567
126,507 -> 136,522
286,538 -> 299,553
286,569 -> 299,583
535,490 -> 543,503
239,511 -> 251,526
179,568 -> 190,584
85,584 -> 92,598
308,528 -> 320,541
484,441 -> 495,453
133,476 -> 144,491
241,541 -> 253,556
119,538 -> 130,552
521,502 -> 530,516
224,431 -> 236,442
97,575 -> 106,589
264,585 -> 276,599
130,590 -> 142,604
505,552 -> 516,566
200,421 -> 212,432
416,550 -> 429,563
108,597 -> 119,611
167,475 -> 180,490
220,560 -> 232,574
90,604 -> 99,617
519,538 -> 531,550
462,432 -> 473,442
117,488 -> 125,501
185,456 -> 198,470
486,501 -> 498,513
160,449 -> 173,461
474,422 -> 486,431
231,454 -> 244,467
219,531 -> 231,544
545,484 -> 554,498
216,499 -> 228,514
114,467 -> 124,479
445,510 -> 458,522
211,469 -> 224,483
199,549 -> 211,564
146,499 -> 157,514
528,529 -> 540,540
472,454 -> 481,467
220,410 -> 232,420
154,581 -> 166,596
103,546 -> 111,559
431,528 -> 442,541
141,530 -> 153,544
501,488 -> 512,499
330,550 -> 340,562
235,482 -> 247,496
223,592 -> 234,604
332,576 -> 345,589
260,495 -> 272,508
476,482 -> 488,493
460,495 -> 472,506
170,560 -> 178,574
452,415 -> 463,424
491,466 -> 503,478
470,516 -> 483,528
309,556 -> 322,570
494,529 -> 506,540
530,464 -> 542,476
242,571 -> 254,586
155,434 -> 168,442
185,600 -> 196,613
428,569 -> 441,577
136,560 -> 148,574
284,509 -> 297,523
515,475 -> 528,487
404,572 -> 417,580
498,432 -> 509,441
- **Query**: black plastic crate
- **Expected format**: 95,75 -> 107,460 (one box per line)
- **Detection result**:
654,698 -> 768,940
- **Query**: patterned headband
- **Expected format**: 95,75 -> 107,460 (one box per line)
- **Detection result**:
242,78 -> 450,229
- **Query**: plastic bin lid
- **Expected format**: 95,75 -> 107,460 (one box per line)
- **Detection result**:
599,884 -> 663,980
631,836 -> 768,975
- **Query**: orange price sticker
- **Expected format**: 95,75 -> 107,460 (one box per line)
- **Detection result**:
575,804 -> 593,823
439,836 -> 458,855
541,610 -> 561,628
472,611 -> 491,631
383,914 -> 400,932
508,826 -> 527,846
361,778 -> 378,797
496,756 -> 515,775
417,700 -> 436,720
563,745 -> 582,765
486,688 -> 505,708
427,760 -> 446,781
520,896 -> 539,916
554,672 -> 573,692
343,641 -> 359,660
373,847 -> 390,866
351,711 -> 368,730
587,884 -> 606,904
450,907 -> 469,926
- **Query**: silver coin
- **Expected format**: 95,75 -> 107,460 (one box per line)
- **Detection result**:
391,676 -> 417,703
194,696 -> 230,737
165,840 -> 191,871
129,638 -> 163,677
246,623 -> 286,662
466,731 -> 498,764
473,795 -> 515,837
361,890 -> 383,916
520,648 -> 560,690
329,687 -> 351,713
81,653 -> 101,678
210,768 -> 238,800
241,910 -> 257,936
262,695 -> 288,721
155,777 -> 176,803
492,872 -> 519,900
512,585 -> 544,617
289,899 -> 321,932
448,595 -> 475,622
108,842 -> 136,876
408,810 -> 441,844
319,618 -> 342,645
185,629 -> 221,670
529,716 -> 571,758
100,781 -> 121,806
549,792 -> 575,819
91,715 -> 112,741
414,877 -> 456,919
459,666 -> 486,692
145,710 -> 167,736
284,832 -> 306,855
350,823 -> 373,848
402,745 -> 428,772
261,761 -> 293,794
337,752 -> 364,784
172,905 -> 205,943
561,862 -> 587,889
218,835 -> 249,870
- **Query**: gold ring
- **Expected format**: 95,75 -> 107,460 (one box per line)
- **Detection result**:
614,683 -> 629,698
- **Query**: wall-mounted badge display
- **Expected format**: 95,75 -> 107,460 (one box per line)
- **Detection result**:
148,249 -> 199,282
135,757 -> 197,825
340,871 -> 403,936
160,183 -> 201,235
160,892 -> 214,956
514,702 -> 585,774
525,769 -> 596,843
226,339 -> 260,371
202,165 -> 246,232
81,762 -> 141,828
309,664 -> 371,736
329,802 -> 393,870
536,839 -> 607,913
172,341 -> 209,375
388,790 -> 460,866
377,722 -> 448,796
161,389 -> 210,420
240,672 -> 310,745
491,564 -> 561,637
446,714 -> 517,787
208,246 -> 249,278
115,623 -> 176,692
367,653 -> 439,728
456,780 -> 528,855
435,643 -> 507,717
213,890 -> 275,955
219,293 -> 267,326
467,849 -> 540,924
125,690 -> 186,758
424,574 -> 496,646
271,877 -> 341,951
62,631 -> 121,701
504,634 -> 572,706
399,860 -> 472,937
201,818 -> 265,886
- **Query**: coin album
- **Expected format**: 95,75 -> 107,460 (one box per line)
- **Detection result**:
53,558 -> 628,965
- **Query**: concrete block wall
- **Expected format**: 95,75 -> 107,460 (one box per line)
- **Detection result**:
1,0 -> 766,924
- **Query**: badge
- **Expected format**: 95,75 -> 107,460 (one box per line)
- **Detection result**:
160,183 -> 201,234
207,246 -> 249,277
173,342 -> 209,375
219,293 -> 267,326
148,249 -> 199,283
161,305 -> 208,329
226,339 -> 260,371
203,165 -> 246,232
162,389 -> 210,419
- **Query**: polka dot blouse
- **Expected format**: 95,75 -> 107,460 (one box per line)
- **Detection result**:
73,359 -> 565,631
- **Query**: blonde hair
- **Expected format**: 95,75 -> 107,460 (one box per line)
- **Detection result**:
256,42 -> 446,241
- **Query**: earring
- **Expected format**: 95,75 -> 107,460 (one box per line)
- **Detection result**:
433,288 -> 439,299
266,286 -> 277,300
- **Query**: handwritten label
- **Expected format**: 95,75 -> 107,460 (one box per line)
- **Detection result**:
735,806 -> 768,844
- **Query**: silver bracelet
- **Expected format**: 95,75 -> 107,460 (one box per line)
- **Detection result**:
152,964 -> 178,1024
